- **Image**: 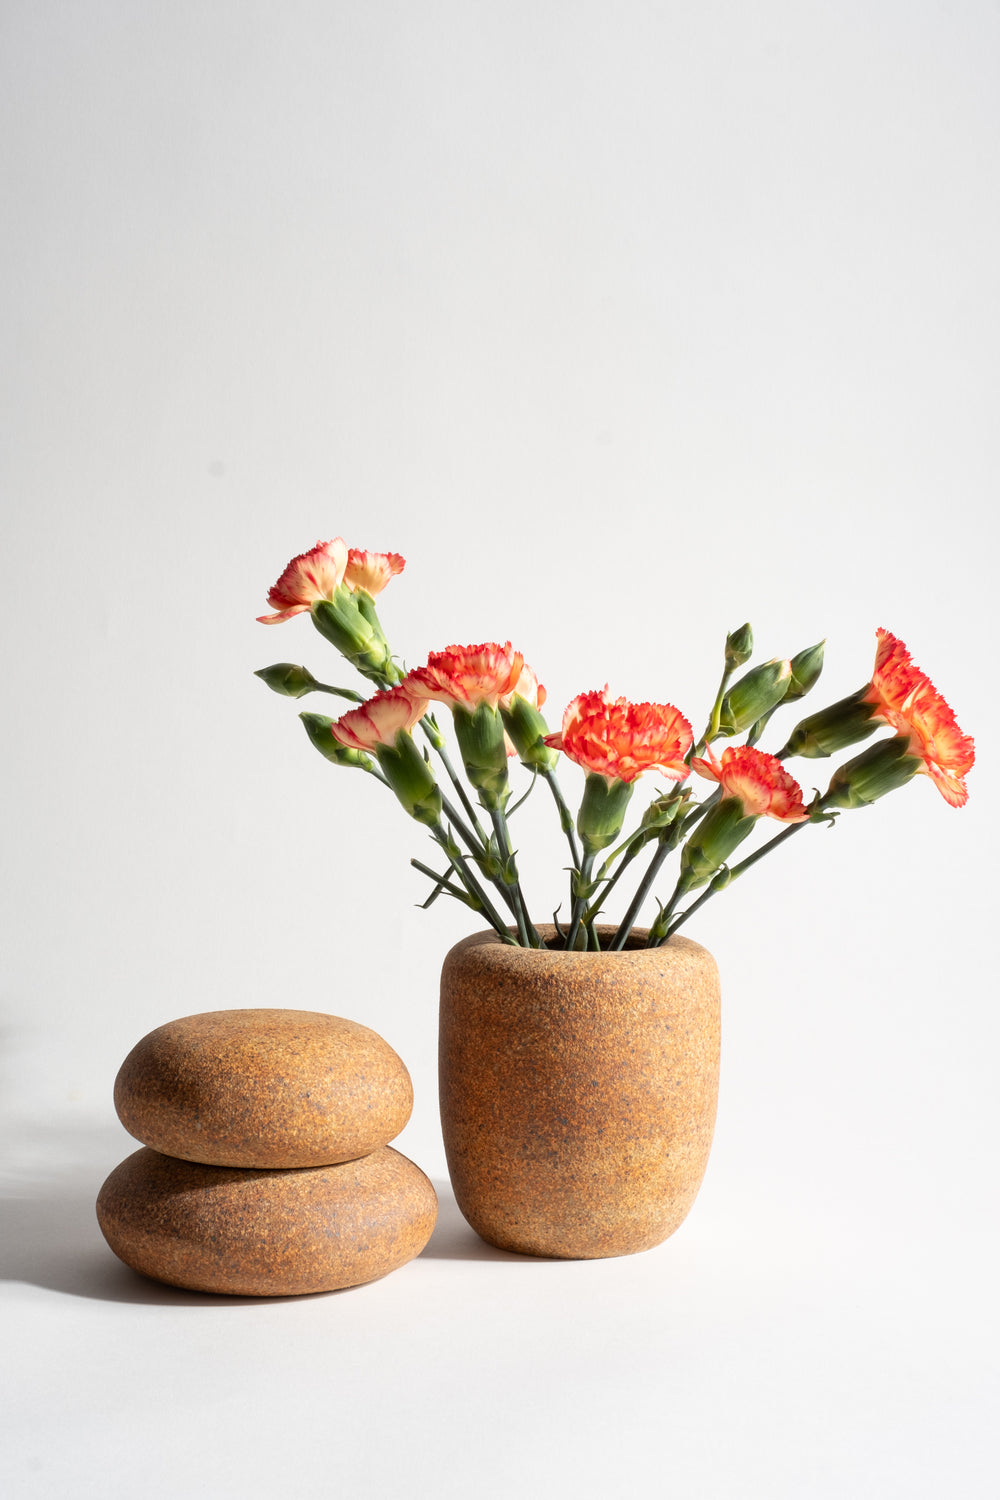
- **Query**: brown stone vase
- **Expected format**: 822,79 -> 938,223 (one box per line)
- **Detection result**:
439,927 -> 721,1259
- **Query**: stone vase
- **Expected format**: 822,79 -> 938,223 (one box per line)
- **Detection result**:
439,928 -> 721,1259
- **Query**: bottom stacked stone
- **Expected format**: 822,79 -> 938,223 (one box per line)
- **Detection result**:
97,1145 -> 438,1296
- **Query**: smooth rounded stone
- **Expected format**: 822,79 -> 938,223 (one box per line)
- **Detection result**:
114,1009 -> 413,1168
96,1145 -> 438,1296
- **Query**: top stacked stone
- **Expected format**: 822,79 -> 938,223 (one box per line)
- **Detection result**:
114,1008 -> 413,1168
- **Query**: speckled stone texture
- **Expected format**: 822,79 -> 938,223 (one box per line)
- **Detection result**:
96,1145 -> 438,1295
440,927 -> 721,1259
114,1009 -> 413,1168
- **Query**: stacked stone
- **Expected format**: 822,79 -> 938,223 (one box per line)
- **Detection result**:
96,1009 -> 437,1296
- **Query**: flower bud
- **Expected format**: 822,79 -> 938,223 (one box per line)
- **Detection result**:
255,662 -> 322,699
718,659 -> 792,736
373,731 -> 444,826
725,623 -> 754,669
784,641 -> 826,702
299,712 -> 374,771
453,702 -> 511,810
310,586 -> 393,681
824,736 -> 922,810
577,772 -> 635,854
779,689 -> 878,759
500,694 -> 559,771
679,798 -> 757,889
639,789 -> 689,832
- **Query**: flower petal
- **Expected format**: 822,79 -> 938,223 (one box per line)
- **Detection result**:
330,685 -> 428,751
866,628 -> 974,805
693,744 -> 808,822
407,643 -> 525,711
344,549 -> 406,596
260,538 -> 349,623
551,687 -> 693,784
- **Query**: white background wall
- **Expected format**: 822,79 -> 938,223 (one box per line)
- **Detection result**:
2,4 -> 997,1496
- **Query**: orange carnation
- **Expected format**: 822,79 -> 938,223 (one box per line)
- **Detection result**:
544,687 -> 693,784
257,538 -> 348,624
509,660 -> 546,711
691,745 -> 809,822
407,642 -> 532,711
344,548 -> 406,596
330,685 -> 428,752
864,628 -> 975,808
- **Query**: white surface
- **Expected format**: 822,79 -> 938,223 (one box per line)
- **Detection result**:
2,3 -> 998,1496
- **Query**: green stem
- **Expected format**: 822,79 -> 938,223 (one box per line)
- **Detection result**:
313,683 -> 365,703
566,850 -> 595,952
437,790 -> 491,864
430,822 -> 510,939
542,768 -> 583,869
609,834 -> 676,950
581,840 -> 647,928
645,879 -> 690,945
490,806 -> 539,948
659,816 -> 811,944
689,661 -> 736,763
542,767 -> 582,937
436,791 -> 519,920
410,858 -> 470,907
421,719 -> 491,850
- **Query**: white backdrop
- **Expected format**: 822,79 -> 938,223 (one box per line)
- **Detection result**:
2,3 -> 997,1496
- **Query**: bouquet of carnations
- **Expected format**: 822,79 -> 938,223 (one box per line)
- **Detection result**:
256,538 -> 974,951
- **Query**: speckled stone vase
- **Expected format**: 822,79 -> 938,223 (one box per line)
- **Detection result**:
439,928 -> 721,1260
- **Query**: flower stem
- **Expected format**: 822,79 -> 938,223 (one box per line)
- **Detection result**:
313,683 -> 366,703
541,767 -> 583,937
435,791 -> 521,922
430,822 -> 510,939
608,834 -> 675,950
689,661 -> 735,763
582,839 -> 646,928
542,768 -> 583,868
410,859 -> 472,908
490,806 -> 539,947
420,719 -> 492,850
658,817 -> 811,944
566,850 -> 595,951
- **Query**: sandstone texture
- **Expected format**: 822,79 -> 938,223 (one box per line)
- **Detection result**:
114,1008 -> 412,1168
96,1145 -> 437,1295
440,927 -> 721,1259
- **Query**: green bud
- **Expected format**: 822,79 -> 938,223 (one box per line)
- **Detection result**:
374,731 -> 444,825
639,789 -> 690,832
452,702 -> 511,811
577,772 -> 635,854
299,712 -> 374,772
784,640 -> 826,702
780,688 -> 878,759
725,622 -> 754,669
499,694 -> 559,771
255,662 -> 321,699
679,797 -> 757,890
311,587 -> 393,682
824,736 -> 922,810
718,658 -> 793,736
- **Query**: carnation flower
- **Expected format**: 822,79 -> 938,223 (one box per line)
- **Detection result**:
691,745 -> 809,822
863,629 -> 975,808
330,685 -> 428,752
545,687 -> 693,785
508,661 -> 546,710
344,549 -> 406,596
257,538 -> 348,624
407,642 -> 528,711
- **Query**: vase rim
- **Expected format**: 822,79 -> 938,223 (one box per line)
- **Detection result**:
449,925 -> 710,966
